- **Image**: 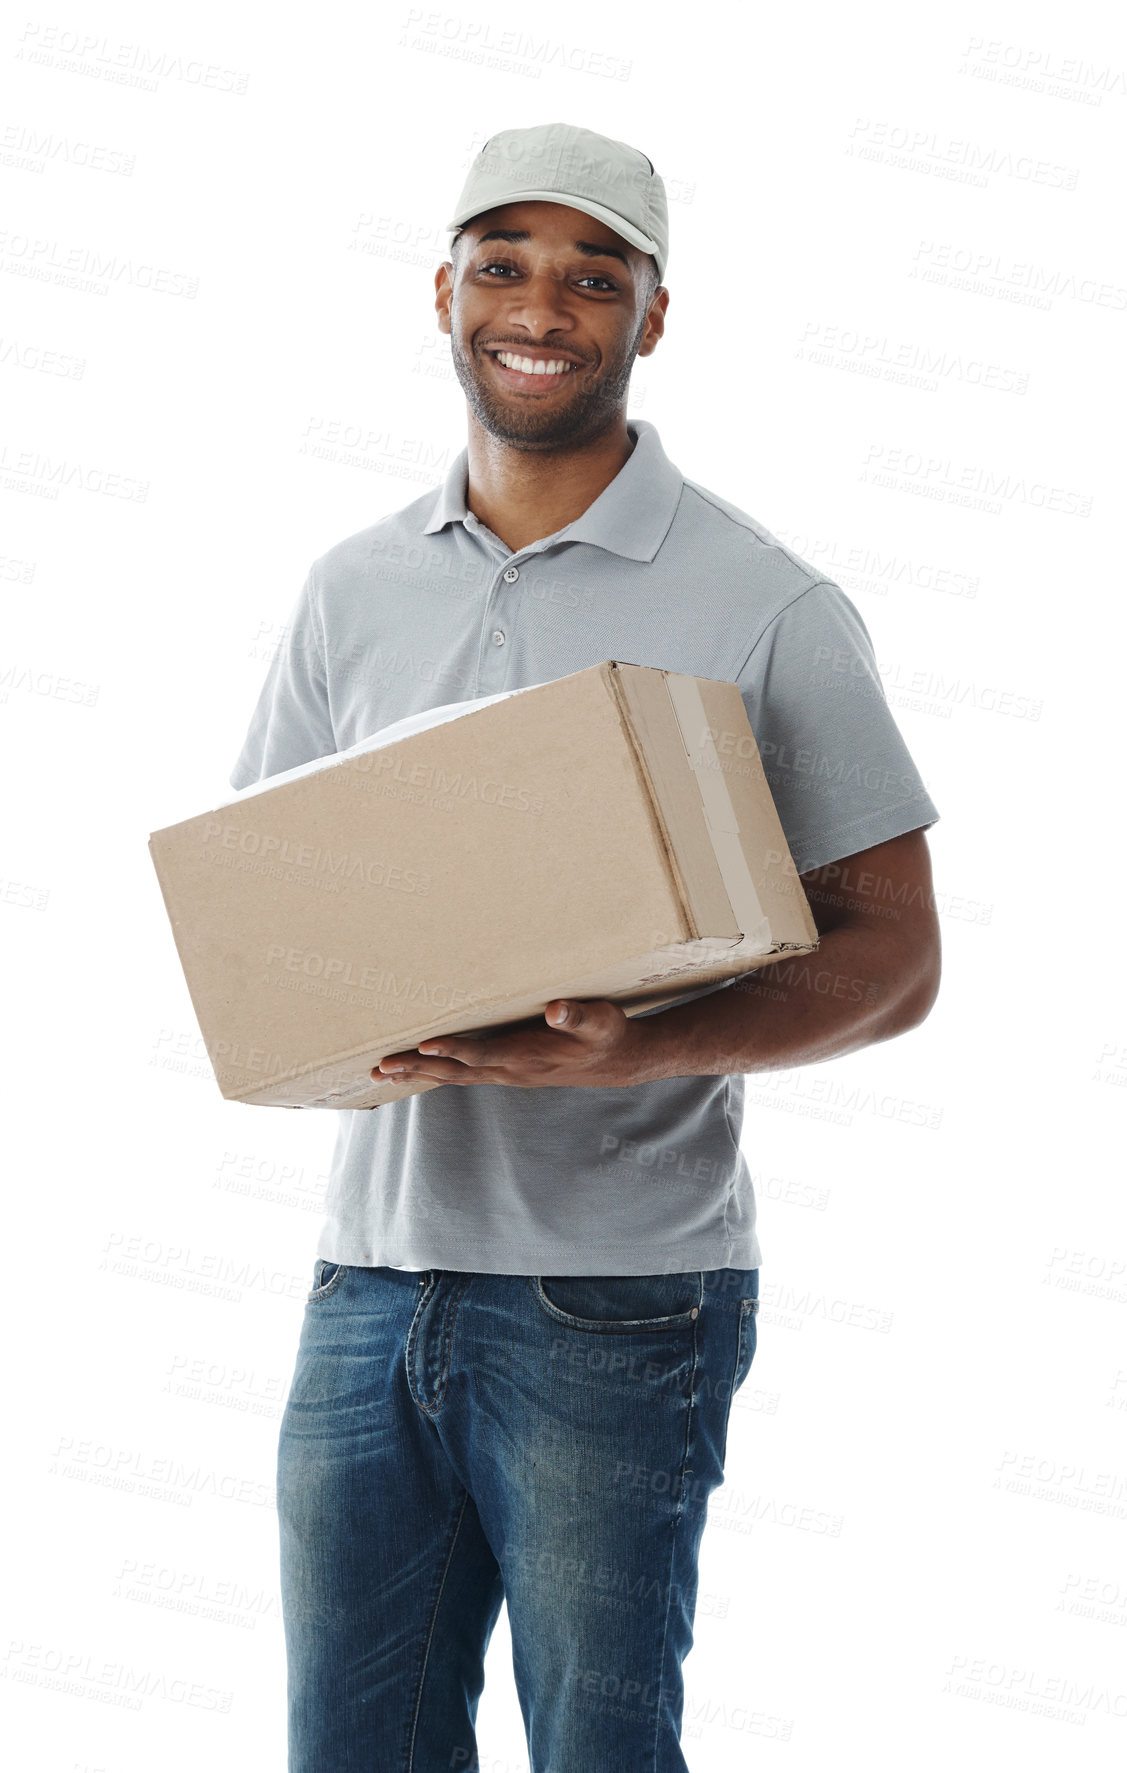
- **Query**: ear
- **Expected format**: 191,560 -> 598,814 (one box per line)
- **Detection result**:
434,263 -> 453,335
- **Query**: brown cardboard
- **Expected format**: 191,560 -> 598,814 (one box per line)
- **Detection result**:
148,661 -> 819,1108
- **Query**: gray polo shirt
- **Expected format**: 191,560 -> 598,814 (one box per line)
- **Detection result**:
229,418 -> 940,1276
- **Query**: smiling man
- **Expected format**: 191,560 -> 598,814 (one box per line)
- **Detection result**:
230,123 -> 941,1773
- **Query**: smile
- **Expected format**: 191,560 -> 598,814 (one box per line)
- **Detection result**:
486,349 -> 582,391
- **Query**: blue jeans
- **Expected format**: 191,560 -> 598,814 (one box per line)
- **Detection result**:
277,1261 -> 760,1771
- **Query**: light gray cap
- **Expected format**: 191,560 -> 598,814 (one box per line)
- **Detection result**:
445,121 -> 668,284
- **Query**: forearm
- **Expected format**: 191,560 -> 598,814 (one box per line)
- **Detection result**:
630,923 -> 937,1083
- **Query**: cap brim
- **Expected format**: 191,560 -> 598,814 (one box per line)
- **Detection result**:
443,188 -> 660,267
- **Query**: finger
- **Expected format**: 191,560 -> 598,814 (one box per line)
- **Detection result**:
372,1055 -> 481,1083
414,1034 -> 513,1068
544,999 -> 625,1041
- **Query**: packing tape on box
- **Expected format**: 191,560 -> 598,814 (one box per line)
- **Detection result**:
662,673 -> 769,946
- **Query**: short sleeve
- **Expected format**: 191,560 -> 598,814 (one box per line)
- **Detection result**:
228,563 -> 337,791
736,579 -> 940,875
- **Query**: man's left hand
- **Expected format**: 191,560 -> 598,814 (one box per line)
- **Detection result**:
371,999 -> 648,1089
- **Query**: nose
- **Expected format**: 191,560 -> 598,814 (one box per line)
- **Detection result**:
497,268 -> 578,344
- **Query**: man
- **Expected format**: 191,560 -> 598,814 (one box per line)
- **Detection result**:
230,123 -> 941,1773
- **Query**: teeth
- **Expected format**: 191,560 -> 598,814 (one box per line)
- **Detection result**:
494,351 -> 575,376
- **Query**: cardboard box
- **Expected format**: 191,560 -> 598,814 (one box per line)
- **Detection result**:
148,660 -> 819,1109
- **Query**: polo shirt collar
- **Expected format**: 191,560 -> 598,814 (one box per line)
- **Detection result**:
420,418 -> 682,563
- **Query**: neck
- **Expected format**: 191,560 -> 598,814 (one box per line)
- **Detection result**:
463,414 -> 636,553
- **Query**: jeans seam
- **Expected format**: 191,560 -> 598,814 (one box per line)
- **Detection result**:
407,1275 -> 472,1416
428,1275 -> 473,1413
653,1311 -> 700,1771
720,1296 -> 758,1465
718,1304 -> 744,1469
406,1488 -> 472,1771
404,1286 -> 424,1411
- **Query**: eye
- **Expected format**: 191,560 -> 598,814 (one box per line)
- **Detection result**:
477,261 -> 619,292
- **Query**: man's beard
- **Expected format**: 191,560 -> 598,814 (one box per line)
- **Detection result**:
449,317 -> 645,450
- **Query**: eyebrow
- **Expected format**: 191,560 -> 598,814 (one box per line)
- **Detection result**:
469,227 -> 632,270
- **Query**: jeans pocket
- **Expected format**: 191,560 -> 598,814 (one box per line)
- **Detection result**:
306,1258 -> 348,1303
714,1293 -> 759,1465
529,1271 -> 703,1334
732,1296 -> 759,1395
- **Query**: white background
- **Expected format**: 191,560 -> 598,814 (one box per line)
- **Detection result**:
3,1 -> 1126,1768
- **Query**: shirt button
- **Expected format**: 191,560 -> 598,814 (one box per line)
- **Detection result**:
491,628 -> 506,646
503,566 -> 520,583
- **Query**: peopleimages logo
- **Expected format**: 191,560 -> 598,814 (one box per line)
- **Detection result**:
263,945 -> 499,1013
909,239 -> 1126,310
348,750 -> 545,815
201,820 -> 431,893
